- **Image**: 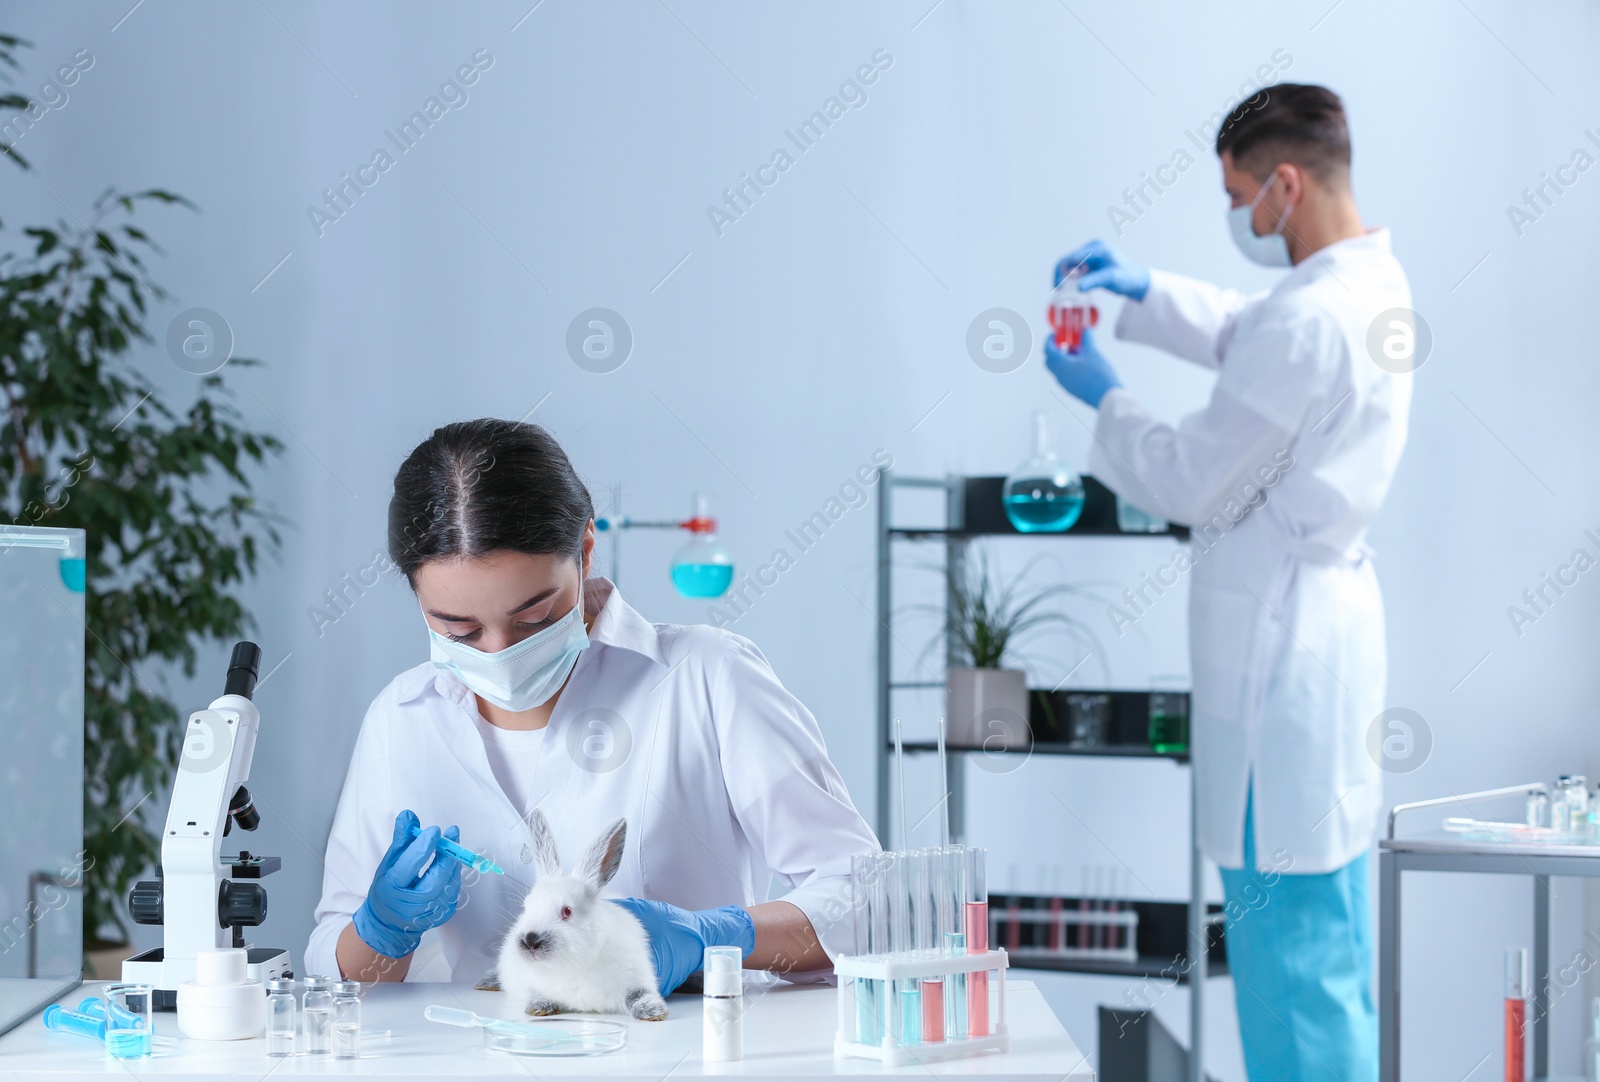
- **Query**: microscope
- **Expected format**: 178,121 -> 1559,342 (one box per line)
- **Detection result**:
121,642 -> 293,1008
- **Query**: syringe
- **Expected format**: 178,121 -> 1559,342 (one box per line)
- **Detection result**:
406,822 -> 505,875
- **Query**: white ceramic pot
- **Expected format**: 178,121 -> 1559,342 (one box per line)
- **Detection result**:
946,667 -> 1030,750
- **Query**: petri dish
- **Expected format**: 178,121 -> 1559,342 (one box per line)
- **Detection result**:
482,1018 -> 628,1057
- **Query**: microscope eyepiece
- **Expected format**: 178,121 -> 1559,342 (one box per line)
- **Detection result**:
224,641 -> 262,700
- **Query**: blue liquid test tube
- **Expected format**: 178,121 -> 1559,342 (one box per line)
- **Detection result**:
407,822 -> 504,875
888,852 -> 921,1047
851,853 -> 884,1045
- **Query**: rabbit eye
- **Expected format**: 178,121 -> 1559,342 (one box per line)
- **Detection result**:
560,905 -> 573,921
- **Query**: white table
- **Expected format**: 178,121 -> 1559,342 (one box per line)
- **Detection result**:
0,979 -> 1091,1080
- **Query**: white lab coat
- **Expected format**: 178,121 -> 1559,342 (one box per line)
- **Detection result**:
306,576 -> 879,981
1088,229 -> 1412,874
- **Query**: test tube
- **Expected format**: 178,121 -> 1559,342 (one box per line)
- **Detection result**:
1506,947 -> 1528,1082
942,846 -> 968,1041
888,852 -> 920,1047
918,849 -> 945,1043
965,847 -> 989,1038
851,853 -> 883,1045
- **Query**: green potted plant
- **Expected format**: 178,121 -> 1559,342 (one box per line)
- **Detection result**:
926,549 -> 1104,750
1,34 -> 283,974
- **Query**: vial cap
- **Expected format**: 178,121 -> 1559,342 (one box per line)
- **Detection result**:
302,975 -> 331,991
333,981 -> 362,996
267,978 -> 296,993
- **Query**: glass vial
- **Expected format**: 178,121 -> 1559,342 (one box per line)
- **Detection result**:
301,975 -> 333,1055
265,978 -> 297,1057
1527,789 -> 1550,829
1506,948 -> 1528,1082
702,946 -> 743,1061
331,981 -> 362,1060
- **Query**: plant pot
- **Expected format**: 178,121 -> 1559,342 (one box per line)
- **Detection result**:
84,939 -> 136,980
946,667 -> 1030,750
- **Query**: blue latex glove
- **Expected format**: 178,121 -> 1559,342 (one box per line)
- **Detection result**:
1054,238 -> 1151,301
611,898 -> 755,997
353,810 -> 464,958
1045,327 -> 1123,408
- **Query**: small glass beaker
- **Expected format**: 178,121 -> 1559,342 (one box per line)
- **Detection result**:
1147,677 -> 1189,755
1116,495 -> 1168,534
102,983 -> 153,1059
1067,693 -> 1111,748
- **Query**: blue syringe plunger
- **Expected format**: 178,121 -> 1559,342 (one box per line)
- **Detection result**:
407,822 -> 504,875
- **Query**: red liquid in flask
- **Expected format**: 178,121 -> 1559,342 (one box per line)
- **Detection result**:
1048,298 -> 1099,353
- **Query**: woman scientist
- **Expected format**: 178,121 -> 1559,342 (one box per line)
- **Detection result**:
305,419 -> 879,992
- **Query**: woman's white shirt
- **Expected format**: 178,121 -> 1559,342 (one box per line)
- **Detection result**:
305,576 -> 878,982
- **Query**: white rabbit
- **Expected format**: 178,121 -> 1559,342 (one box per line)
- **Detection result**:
473,810 -> 667,1021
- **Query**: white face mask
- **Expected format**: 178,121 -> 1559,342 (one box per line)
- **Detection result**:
427,580 -> 590,712
1227,170 -> 1293,268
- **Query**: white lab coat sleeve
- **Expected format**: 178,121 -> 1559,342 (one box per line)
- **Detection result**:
1090,388 -> 1296,528
1091,307 -> 1335,522
1115,268 -> 1267,370
304,704 -> 393,980
707,633 -> 880,969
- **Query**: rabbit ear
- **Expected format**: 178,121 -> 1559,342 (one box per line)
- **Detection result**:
526,807 -> 562,877
577,818 -> 627,889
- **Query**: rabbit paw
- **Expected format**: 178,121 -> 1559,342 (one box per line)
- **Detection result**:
626,988 -> 668,1021
525,997 -> 568,1017
473,972 -> 501,992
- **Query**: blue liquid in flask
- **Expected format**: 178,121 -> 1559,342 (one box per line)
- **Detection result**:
1003,483 -> 1084,533
671,562 -> 734,598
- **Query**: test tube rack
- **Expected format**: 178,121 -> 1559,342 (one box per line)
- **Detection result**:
833,950 -> 1010,1066
993,898 -> 1139,962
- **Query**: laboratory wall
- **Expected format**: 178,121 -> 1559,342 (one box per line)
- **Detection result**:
5,1 -> 1599,1077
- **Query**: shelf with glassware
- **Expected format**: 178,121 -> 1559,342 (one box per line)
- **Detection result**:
873,458 -> 1221,1080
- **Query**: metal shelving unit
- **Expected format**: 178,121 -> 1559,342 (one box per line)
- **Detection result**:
874,470 -> 1217,1082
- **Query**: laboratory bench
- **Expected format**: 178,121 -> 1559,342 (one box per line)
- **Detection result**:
0,978 -> 1091,1081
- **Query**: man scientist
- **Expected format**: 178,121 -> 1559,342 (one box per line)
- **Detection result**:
1046,84 -> 1412,1080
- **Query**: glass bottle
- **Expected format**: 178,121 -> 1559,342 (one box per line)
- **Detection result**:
332,981 -> 361,1060
301,975 -> 333,1055
265,978 -> 296,1057
671,493 -> 735,598
1147,676 -> 1190,755
1527,789 -> 1550,829
1002,412 -> 1085,534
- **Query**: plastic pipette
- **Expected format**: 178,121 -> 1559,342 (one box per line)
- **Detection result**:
407,823 -> 504,875
425,1004 -> 576,1042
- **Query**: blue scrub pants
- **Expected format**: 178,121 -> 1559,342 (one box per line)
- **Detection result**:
1217,791 -> 1376,1082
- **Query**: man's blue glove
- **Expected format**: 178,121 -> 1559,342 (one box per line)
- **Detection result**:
352,810 -> 464,959
611,899 -> 755,997
1045,327 -> 1123,408
1054,238 -> 1151,301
